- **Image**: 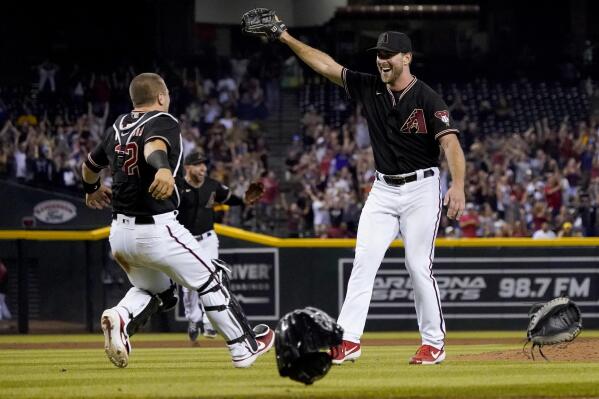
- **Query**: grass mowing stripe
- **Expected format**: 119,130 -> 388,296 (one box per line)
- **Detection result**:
1,335 -> 598,398
1,330 -> 598,344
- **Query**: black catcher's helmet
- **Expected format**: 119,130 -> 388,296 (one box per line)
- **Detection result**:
275,307 -> 343,385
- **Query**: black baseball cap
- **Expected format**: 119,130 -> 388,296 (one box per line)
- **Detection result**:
368,31 -> 412,54
184,152 -> 208,165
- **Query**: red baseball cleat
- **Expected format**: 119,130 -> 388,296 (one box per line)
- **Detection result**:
330,340 -> 361,365
409,344 -> 445,365
232,324 -> 275,368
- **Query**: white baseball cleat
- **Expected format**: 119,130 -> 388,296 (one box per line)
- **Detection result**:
232,324 -> 275,368
101,309 -> 131,368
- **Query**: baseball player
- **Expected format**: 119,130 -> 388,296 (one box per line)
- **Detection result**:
81,72 -> 274,368
242,11 -> 465,365
178,151 -> 264,343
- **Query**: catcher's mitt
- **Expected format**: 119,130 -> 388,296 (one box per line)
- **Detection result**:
525,297 -> 582,360
241,8 -> 287,42
244,181 -> 265,204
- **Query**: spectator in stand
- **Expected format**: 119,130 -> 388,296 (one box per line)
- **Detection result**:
0,259 -> 11,321
217,72 -> 238,106
563,157 -> 581,199
577,192 -> 597,236
449,93 -> 468,124
257,170 -> 279,230
532,222 -> 557,239
353,105 -> 370,150
305,185 -> 329,237
558,221 -> 576,237
588,83 -> 599,127
444,226 -> 458,239
494,95 -> 514,122
280,193 -> 305,238
459,203 -> 480,238
203,96 -> 222,128
37,59 -> 58,93
544,173 -> 563,216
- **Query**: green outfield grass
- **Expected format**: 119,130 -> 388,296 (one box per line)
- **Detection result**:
1,332 -> 598,398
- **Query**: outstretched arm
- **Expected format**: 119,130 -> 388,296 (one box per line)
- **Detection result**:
82,163 -> 112,210
279,31 -> 344,87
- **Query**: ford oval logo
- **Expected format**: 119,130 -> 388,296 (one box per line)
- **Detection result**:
33,200 -> 77,224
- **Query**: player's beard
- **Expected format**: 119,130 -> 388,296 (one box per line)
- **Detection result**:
187,169 -> 205,186
379,63 -> 403,84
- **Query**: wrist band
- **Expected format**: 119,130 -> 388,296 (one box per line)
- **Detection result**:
83,178 -> 101,194
146,150 -> 171,170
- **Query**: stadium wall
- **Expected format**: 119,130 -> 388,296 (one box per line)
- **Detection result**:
1,227 -> 598,334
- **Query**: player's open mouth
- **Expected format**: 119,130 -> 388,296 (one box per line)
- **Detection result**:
380,67 -> 392,73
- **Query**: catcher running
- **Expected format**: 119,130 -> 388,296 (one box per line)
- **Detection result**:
242,8 -> 466,365
81,72 -> 274,368
177,151 -> 265,343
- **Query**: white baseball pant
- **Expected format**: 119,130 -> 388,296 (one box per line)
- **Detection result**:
108,211 -> 253,360
337,168 -> 446,349
182,231 -> 218,330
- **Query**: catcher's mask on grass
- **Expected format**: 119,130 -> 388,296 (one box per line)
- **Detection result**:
524,296 -> 582,361
275,307 -> 343,385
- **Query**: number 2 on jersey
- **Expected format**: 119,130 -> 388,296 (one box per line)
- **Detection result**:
115,143 -> 139,176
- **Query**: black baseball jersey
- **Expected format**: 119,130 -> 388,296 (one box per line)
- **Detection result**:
342,69 -> 459,175
86,111 -> 183,216
177,177 -> 232,235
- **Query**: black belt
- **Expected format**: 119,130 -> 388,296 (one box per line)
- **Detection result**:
195,231 -> 213,241
376,169 -> 434,186
112,213 -> 155,224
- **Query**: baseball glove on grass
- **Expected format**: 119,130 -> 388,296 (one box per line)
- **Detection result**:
241,8 -> 287,42
525,296 -> 582,360
244,181 -> 265,205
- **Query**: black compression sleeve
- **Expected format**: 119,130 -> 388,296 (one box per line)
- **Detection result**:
83,178 -> 101,194
146,150 -> 171,170
223,194 -> 244,206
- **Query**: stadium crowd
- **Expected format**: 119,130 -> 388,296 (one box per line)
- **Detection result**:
283,77 -> 599,238
0,55 -> 283,228
2,55 -> 599,239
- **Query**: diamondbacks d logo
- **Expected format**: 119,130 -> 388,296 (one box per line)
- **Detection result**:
434,110 -> 450,127
400,108 -> 427,133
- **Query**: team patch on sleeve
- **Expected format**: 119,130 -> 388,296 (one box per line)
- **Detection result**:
434,110 -> 450,127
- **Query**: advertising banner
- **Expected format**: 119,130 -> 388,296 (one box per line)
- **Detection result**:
339,256 -> 599,320
177,248 -> 279,321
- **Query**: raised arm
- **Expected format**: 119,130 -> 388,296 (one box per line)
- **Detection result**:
279,31 -> 344,87
241,8 -> 344,87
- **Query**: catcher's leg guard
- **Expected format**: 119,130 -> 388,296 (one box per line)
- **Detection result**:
114,287 -> 161,337
197,260 -> 257,353
157,283 -> 178,312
